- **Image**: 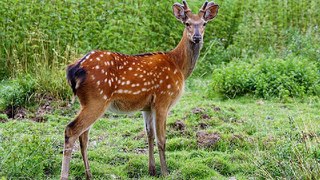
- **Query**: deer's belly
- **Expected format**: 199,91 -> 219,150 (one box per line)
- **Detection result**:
107,99 -> 151,114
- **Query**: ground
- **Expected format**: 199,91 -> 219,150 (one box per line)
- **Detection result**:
0,79 -> 319,179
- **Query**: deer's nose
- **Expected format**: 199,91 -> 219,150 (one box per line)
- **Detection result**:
193,35 -> 202,43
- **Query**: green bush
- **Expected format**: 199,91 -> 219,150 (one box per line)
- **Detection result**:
0,76 -> 36,111
211,57 -> 320,99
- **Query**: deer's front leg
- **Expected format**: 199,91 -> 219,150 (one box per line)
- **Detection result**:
154,109 -> 169,176
143,111 -> 156,176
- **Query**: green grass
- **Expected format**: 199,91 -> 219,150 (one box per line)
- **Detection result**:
0,79 -> 319,179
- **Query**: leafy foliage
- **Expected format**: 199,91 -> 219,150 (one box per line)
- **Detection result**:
0,76 -> 36,111
211,57 -> 320,99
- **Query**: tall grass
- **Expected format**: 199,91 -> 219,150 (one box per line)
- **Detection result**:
0,0 -> 319,98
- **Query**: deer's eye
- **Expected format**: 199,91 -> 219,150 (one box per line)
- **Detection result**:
203,23 -> 207,26
185,23 -> 191,27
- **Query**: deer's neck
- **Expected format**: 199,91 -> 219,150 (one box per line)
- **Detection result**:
169,29 -> 203,79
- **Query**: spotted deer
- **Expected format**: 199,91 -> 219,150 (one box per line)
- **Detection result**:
61,1 -> 219,179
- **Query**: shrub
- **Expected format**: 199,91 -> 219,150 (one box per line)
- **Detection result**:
0,75 -> 36,111
211,57 -> 320,99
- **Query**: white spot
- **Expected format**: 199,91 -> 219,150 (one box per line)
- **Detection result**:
160,80 -> 163,84
111,61 -> 114,66
134,74 -> 138,76
132,84 -> 136,87
97,81 -> 100,86
174,69 -> 178,74
128,67 -> 133,71
142,88 -> 147,92
91,75 -> 95,80
126,81 -> 131,85
118,89 -> 124,93
100,90 -> 103,95
166,76 -> 169,79
167,84 -> 171,89
139,75 -> 143,78
103,95 -> 108,100
108,80 -> 112,87
97,57 -> 101,61
100,54 -> 104,57
133,90 -> 141,95
95,65 -> 100,69
121,82 -> 125,85
107,52 -> 111,55
144,82 -> 148,86
104,78 -> 108,83
101,69 -> 105,74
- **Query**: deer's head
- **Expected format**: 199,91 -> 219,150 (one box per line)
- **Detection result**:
173,1 -> 219,44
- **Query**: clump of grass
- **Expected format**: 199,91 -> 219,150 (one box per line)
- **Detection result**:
0,75 -> 36,111
211,56 -> 320,99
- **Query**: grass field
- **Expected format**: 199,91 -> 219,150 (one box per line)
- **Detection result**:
1,79 -> 319,179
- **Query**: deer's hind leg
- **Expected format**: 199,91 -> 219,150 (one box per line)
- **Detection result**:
61,99 -> 109,180
79,129 -> 92,179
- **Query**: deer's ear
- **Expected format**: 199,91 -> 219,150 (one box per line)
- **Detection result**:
203,3 -> 219,21
173,3 -> 187,23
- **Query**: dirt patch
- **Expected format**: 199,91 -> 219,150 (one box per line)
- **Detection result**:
191,107 -> 211,120
196,131 -> 220,148
192,107 -> 205,114
201,114 -> 211,120
133,131 -> 146,140
5,107 -> 28,119
33,96 -> 53,122
172,120 -> 186,131
213,106 -> 221,112
134,148 -> 147,154
198,122 -> 209,129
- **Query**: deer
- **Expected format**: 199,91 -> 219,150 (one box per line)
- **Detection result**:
61,1 -> 219,179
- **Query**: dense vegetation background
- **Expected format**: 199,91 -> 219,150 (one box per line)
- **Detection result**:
0,0 -> 319,179
1,0 -> 319,101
